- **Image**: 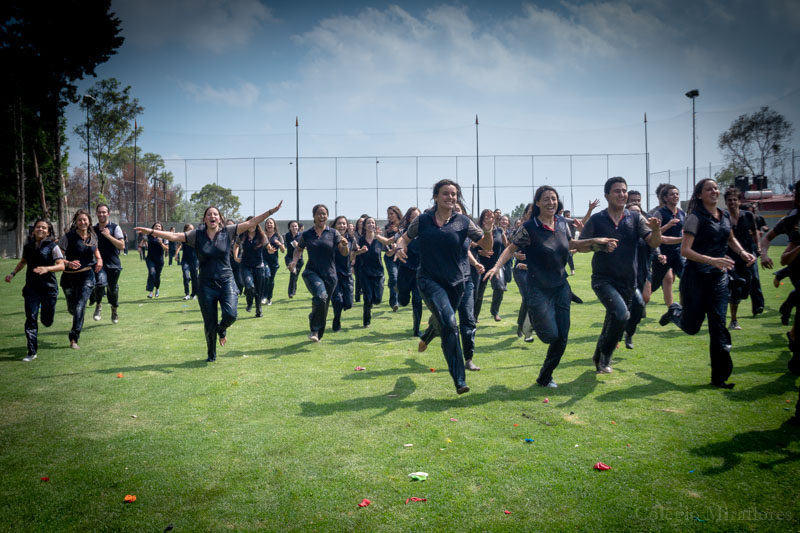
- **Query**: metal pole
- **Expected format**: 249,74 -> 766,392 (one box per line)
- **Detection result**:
253,158 -> 256,216
375,158 -> 379,216
692,97 -> 696,186
295,117 -> 299,221
493,155 -> 497,209
569,155 -> 574,212
531,155 -> 534,198
216,159 -> 219,185
133,119 -> 137,227
644,112 -> 650,212
83,95 -> 94,212
475,115 -> 480,214
415,156 -> 419,207
184,159 -> 187,223
335,158 -> 338,217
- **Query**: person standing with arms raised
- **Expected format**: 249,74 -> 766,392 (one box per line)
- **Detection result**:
393,180 -> 493,394
579,177 -> 663,374
135,201 -> 283,362
90,203 -> 125,324
289,204 -> 351,342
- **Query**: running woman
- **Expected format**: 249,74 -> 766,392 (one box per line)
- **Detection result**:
580,177 -> 663,374
262,218 -> 284,306
354,216 -> 386,328
135,201 -> 283,362
181,224 -> 198,300
353,215 -> 368,303
396,207 -> 423,336
59,209 -> 103,350
485,186 -> 615,387
289,204 -> 351,342
474,209 -> 507,322
393,180 -> 493,394
5,219 -> 66,361
330,216 -> 357,332
284,221 -> 303,298
659,179 -> 755,388
724,187 -> 759,330
91,203 -> 125,323
384,206 -> 403,311
233,216 -> 268,317
144,222 -> 168,298
651,185 -> 685,307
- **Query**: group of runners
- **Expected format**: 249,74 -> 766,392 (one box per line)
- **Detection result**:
7,177 -> 800,417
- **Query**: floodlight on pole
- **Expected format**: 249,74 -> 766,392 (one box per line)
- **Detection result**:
685,89 -> 699,186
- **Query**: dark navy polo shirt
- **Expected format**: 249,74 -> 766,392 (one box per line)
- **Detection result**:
23,239 -> 63,290
727,209 -> 757,263
185,224 -> 238,281
264,233 -> 281,270
238,232 -> 265,268
406,211 -> 483,287
146,235 -> 166,263
334,233 -> 356,276
94,222 -> 123,270
512,215 -> 570,289
580,208 -> 651,286
297,226 -> 344,281
478,227 -> 505,269
358,234 -> 386,277
684,206 -> 732,275
656,206 -> 685,255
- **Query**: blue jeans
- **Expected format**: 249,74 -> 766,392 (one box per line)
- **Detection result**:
527,282 -> 571,385
513,267 -> 529,333
61,270 -> 95,342
670,267 -> 732,383
240,264 -> 266,314
625,288 -> 646,338
302,270 -> 337,339
749,262 -> 765,313
262,263 -> 278,301
332,272 -> 354,323
474,266 -> 505,319
418,276 -> 467,390
93,267 -> 121,307
384,254 -> 399,308
23,285 -> 58,355
196,277 -> 238,361
182,260 -> 198,296
420,270 -> 476,359
397,266 -> 423,335
145,258 -> 163,292
592,279 -> 635,366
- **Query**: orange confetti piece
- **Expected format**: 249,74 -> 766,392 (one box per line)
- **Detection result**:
513,424 -> 519,427
124,494 -> 136,503
116,373 -> 124,378
429,368 -> 436,372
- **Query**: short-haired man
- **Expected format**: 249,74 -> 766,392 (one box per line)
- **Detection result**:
580,177 -> 663,373
91,204 -> 125,323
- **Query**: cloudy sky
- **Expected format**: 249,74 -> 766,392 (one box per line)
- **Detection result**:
64,0 -> 800,218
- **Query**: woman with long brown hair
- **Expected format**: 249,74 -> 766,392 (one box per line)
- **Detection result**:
384,205 -> 403,311
262,217 -> 285,306
233,216 -> 268,317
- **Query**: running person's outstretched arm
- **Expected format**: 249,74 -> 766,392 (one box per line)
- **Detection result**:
237,201 -> 283,235
133,227 -> 187,243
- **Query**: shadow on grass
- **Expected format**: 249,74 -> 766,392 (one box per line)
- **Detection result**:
341,358 -> 432,380
690,420 -> 800,474
594,372 -> 709,403
37,358 -> 211,377
725,372 -> 799,402
299,372 -> 599,418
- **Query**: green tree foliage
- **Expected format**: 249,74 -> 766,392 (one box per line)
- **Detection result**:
190,184 -> 242,222
510,203 -> 527,218
0,0 -> 122,253
718,107 -> 794,179
714,162 -> 747,190
73,78 -> 144,202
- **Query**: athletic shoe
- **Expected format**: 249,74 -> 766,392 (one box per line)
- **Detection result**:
261,298 -> 267,305
111,307 -> 119,324
192,295 -> 197,300
206,355 -> 216,362
710,381 -> 735,389
624,334 -> 634,349
70,340 -> 80,350
524,335 -> 535,343
22,354 -> 37,362
571,292 -> 583,304
752,307 -> 764,317
255,312 -> 263,318
465,359 -> 481,371
659,307 -> 674,326
729,320 -> 742,330
93,303 -> 102,321
418,339 -> 428,353
392,305 -> 399,312
539,380 -> 557,388
456,385 -> 470,395
246,303 -> 253,313
155,290 -> 160,298
267,300 -> 272,306
332,318 -> 341,332
309,333 -> 320,342
183,294 -> 192,300
147,292 -> 154,299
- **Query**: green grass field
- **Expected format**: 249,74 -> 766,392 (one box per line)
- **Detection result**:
0,252 -> 798,532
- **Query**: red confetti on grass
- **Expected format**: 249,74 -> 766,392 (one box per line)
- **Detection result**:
40,477 -> 50,482
354,366 -> 366,371
358,498 -> 371,507
406,497 -> 427,504
124,494 -> 136,503
429,368 -> 436,372
513,424 -> 519,427
593,462 -> 611,471
116,373 -> 124,378
611,421 -> 616,424
450,418 -> 459,422
504,510 -> 512,514
543,398 -> 549,404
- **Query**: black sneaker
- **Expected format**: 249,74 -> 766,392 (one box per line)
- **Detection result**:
624,334 -> 634,349
332,319 -> 341,332
659,307 -> 674,326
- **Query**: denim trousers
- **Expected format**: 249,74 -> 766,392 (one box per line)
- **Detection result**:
23,285 -> 58,355
527,282 -> 571,385
418,276 -> 467,390
61,270 -> 95,342
92,267 -> 121,307
145,258 -> 163,292
361,273 -> 384,326
397,266 -> 423,335
513,268 -> 529,333
240,264 -> 266,314
182,260 -> 198,296
592,279 -> 635,366
332,272 -> 354,321
302,270 -> 337,339
384,254 -> 399,308
262,264 -> 278,301
670,267 -> 733,383
196,277 -> 238,360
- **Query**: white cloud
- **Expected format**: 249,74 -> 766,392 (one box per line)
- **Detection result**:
114,0 -> 273,53
180,81 -> 260,107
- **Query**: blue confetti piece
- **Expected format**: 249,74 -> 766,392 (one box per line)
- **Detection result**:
694,517 -> 705,522
688,470 -> 694,473
524,438 -> 534,443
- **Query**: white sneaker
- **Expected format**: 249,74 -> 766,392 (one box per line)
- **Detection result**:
267,300 -> 272,306
543,380 -> 557,388
309,333 -> 320,342
729,320 -> 742,330
22,354 -> 37,362
261,298 -> 267,305
155,290 -> 160,298
183,295 -> 192,300
93,304 -> 102,321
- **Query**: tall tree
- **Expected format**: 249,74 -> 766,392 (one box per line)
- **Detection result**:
1,0 -> 123,254
73,78 -> 143,204
718,107 -> 794,179
190,184 -> 242,221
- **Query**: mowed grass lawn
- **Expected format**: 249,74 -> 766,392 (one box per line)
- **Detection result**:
0,251 -> 799,532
